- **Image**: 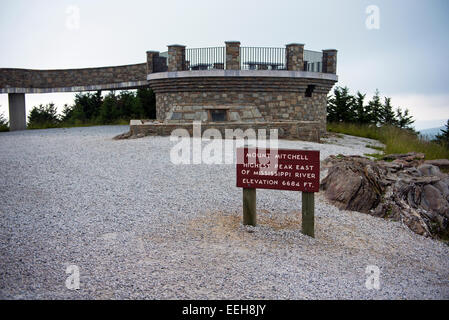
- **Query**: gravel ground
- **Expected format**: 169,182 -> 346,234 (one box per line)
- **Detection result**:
0,125 -> 448,300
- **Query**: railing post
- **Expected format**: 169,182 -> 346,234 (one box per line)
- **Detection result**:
286,43 -> 305,71
225,41 -> 241,70
322,49 -> 338,74
168,44 -> 186,72
146,51 -> 160,74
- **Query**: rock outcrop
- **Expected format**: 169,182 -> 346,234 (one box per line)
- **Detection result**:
320,154 -> 449,239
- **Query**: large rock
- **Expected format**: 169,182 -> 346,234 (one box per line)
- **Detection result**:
417,164 -> 443,177
320,157 -> 382,213
321,154 -> 449,239
383,152 -> 425,162
424,159 -> 449,170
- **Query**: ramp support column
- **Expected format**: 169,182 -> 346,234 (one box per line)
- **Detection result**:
8,93 -> 26,131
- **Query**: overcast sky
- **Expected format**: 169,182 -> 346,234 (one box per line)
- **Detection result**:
1,0 -> 448,129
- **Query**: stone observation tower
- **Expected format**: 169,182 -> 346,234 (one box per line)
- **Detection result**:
0,41 -> 338,141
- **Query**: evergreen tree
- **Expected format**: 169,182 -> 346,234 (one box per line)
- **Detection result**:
71,91 -> 103,122
117,91 -> 142,119
366,89 -> 383,125
99,92 -> 119,123
0,112 -> 9,132
395,107 -> 415,130
137,88 -> 156,119
381,97 -> 397,125
28,103 -> 60,128
434,119 -> 449,147
327,86 -> 355,123
353,92 -> 369,124
60,104 -> 74,122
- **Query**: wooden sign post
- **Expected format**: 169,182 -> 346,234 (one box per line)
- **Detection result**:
243,188 -> 257,226
302,192 -> 315,238
237,147 -> 320,237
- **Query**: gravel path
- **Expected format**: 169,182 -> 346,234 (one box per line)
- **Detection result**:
0,126 -> 448,300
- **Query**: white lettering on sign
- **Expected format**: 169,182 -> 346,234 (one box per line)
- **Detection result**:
242,179 -> 279,186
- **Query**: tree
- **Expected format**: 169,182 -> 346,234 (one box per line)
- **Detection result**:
327,86 -> 355,123
70,91 -> 103,122
0,112 -> 9,132
395,107 -> 415,130
353,92 -> 369,124
137,88 -> 156,119
381,97 -> 397,126
116,91 -> 141,119
27,103 -> 60,128
366,89 -> 383,125
434,119 -> 449,147
98,92 -> 119,123
60,104 -> 74,122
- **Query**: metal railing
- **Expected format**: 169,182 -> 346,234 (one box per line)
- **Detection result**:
183,47 -> 324,72
185,47 -> 225,71
240,47 -> 286,70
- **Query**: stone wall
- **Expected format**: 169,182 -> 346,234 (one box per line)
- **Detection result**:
147,51 -> 168,74
150,76 -> 335,133
130,120 -> 322,142
164,105 -> 265,122
0,63 -> 147,89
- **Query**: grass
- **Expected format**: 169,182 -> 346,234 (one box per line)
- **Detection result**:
364,153 -> 384,159
365,144 -> 384,151
328,122 -> 449,160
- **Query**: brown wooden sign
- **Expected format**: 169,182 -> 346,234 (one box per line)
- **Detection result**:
236,147 -> 320,193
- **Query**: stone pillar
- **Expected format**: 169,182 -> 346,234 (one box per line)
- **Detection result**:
322,49 -> 338,74
167,45 -> 186,72
225,41 -> 241,70
286,43 -> 305,71
8,93 -> 26,131
146,51 -> 160,74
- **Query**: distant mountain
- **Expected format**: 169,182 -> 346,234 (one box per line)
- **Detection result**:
419,126 -> 445,139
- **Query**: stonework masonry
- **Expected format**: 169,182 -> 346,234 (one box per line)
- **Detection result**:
286,43 -> 305,71
130,120 -> 322,143
0,63 -> 147,91
149,76 -> 335,134
146,51 -> 168,74
168,45 -> 186,72
1,40 -> 338,134
322,49 -> 338,74
225,41 -> 241,70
